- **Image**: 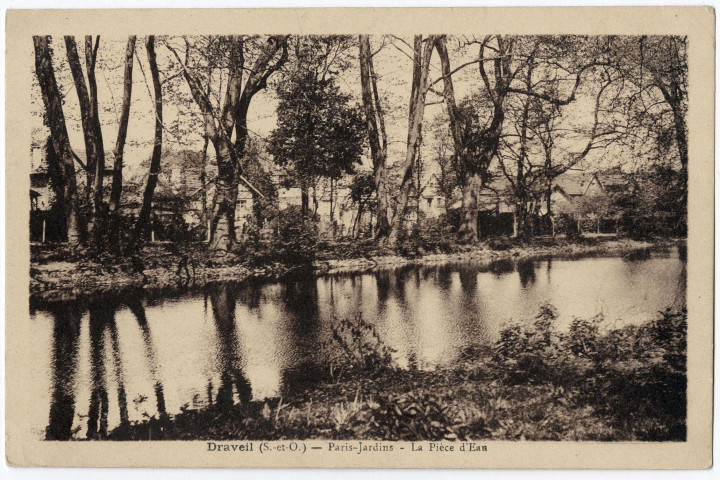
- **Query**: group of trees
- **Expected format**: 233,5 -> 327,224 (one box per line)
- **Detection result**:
34,34 -> 290,252
33,35 -> 161,250
32,34 -> 687,254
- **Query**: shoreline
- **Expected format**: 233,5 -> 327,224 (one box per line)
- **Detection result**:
30,237 -> 676,304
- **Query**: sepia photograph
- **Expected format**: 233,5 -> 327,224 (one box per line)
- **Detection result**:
5,6 -> 714,470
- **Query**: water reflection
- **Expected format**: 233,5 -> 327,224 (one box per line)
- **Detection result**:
86,302 -> 113,438
125,299 -> 166,416
434,265 -> 454,291
46,302 -> 82,440
489,259 -> 515,276
458,267 -> 478,292
33,247 -> 686,439
517,260 -> 537,288
210,285 -> 251,409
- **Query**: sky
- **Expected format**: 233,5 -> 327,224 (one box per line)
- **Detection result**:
30,35 -> 636,185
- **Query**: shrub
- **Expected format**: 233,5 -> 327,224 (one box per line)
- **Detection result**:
395,218 -> 457,258
325,314 -> 395,374
362,391 -> 460,440
487,236 -> 515,251
494,303 -> 579,386
239,206 -> 319,266
494,305 -> 687,440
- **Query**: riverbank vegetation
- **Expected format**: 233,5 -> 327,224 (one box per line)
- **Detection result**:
107,305 -> 686,442
30,235 -> 669,302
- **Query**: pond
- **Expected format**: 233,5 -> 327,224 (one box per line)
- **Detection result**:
28,246 -> 686,440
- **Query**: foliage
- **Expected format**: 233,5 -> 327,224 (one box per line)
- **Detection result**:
428,115 -> 460,203
325,314 -> 395,374
240,206 -> 318,266
553,213 -> 581,239
395,216 -> 458,258
268,40 -> 366,192
347,171 -> 376,211
486,236 -> 516,251
494,305 -> 687,440
612,164 -> 686,239
362,392 -> 461,441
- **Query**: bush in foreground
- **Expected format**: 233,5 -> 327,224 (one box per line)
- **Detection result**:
494,305 -> 687,440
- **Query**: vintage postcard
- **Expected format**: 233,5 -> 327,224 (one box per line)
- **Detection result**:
5,7 -> 714,469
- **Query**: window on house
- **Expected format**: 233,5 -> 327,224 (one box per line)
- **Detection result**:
239,200 -> 247,208
427,198 -> 433,208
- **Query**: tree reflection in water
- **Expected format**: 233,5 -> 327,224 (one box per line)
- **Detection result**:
517,260 -> 537,289
209,285 -> 252,409
434,265 -> 454,291
126,299 -> 166,416
45,295 -> 171,439
86,302 -> 111,439
36,246 -> 685,440
458,266 -> 478,293
45,302 -> 82,440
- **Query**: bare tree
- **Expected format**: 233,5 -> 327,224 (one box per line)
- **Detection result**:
132,36 -> 163,246
33,36 -> 82,244
168,35 -> 288,251
108,36 -> 137,214
358,35 -> 391,239
528,68 -> 618,227
387,35 -> 436,245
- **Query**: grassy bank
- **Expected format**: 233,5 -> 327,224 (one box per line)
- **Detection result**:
108,306 -> 686,442
30,236 -> 671,302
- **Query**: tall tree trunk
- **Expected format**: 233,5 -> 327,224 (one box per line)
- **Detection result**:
458,173 -> 482,242
199,136 -> 209,235
358,35 -> 391,240
109,36 -> 136,213
207,37 -> 245,250
329,178 -> 336,238
457,36 -> 513,243
513,66 -> 533,239
85,36 -> 106,225
388,35 -> 435,245
64,37 -> 95,208
208,147 -> 239,251
33,36 -> 82,244
219,36 -> 288,250
132,36 -> 162,247
65,36 -> 106,235
300,183 -> 310,218
436,35 -> 503,244
672,106 -> 688,169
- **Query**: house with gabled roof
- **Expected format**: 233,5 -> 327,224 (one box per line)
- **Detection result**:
551,169 -> 604,216
550,168 -> 629,233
